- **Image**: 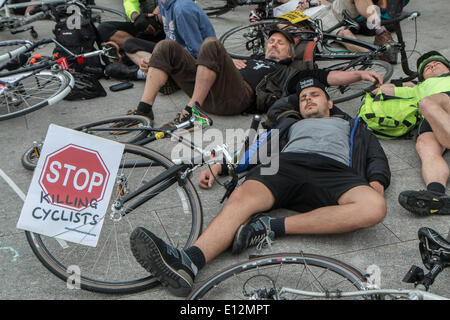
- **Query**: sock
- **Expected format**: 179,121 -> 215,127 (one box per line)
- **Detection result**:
136,69 -> 146,80
427,182 -> 446,194
137,101 -> 152,114
184,105 -> 193,114
269,217 -> 285,237
184,246 -> 206,273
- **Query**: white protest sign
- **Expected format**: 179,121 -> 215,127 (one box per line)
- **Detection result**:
17,124 -> 125,247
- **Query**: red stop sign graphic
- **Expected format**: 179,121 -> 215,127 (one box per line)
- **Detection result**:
38,144 -> 110,212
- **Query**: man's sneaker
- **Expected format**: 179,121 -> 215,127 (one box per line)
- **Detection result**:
398,190 -> 450,216
105,63 -> 139,81
130,227 -> 197,297
159,77 -> 180,95
159,109 -> 193,131
110,108 -> 154,134
232,215 -> 275,254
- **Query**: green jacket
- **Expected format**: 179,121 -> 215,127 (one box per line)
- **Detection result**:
394,74 -> 450,102
123,0 -> 158,20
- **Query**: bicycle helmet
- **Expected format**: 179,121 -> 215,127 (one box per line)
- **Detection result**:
417,51 -> 450,81
64,72 -> 107,101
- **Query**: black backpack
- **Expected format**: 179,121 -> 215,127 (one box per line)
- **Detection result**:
52,15 -> 103,72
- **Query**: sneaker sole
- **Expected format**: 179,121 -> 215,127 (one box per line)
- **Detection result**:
398,191 -> 450,216
130,228 -> 193,297
231,221 -> 250,255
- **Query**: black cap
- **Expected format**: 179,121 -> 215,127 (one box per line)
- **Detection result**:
416,51 -> 450,81
268,28 -> 295,45
296,77 -> 330,98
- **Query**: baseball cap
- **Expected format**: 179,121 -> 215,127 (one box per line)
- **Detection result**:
296,77 -> 330,99
268,28 -> 295,45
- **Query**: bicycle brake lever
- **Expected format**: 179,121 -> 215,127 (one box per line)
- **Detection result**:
220,179 -> 237,203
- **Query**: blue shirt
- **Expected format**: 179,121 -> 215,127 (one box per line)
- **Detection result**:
159,0 -> 216,57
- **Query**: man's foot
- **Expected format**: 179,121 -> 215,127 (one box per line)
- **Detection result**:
159,77 -> 180,95
398,190 -> 450,216
130,227 -> 196,297
110,108 -> 154,134
105,63 -> 139,81
374,31 -> 398,64
159,108 -> 193,131
232,215 -> 275,254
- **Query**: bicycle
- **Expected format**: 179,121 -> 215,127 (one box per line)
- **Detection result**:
24,106 -> 258,294
186,226 -> 450,300
0,0 -> 127,38
195,0 -> 277,17
0,37 -> 119,121
220,10 -> 422,103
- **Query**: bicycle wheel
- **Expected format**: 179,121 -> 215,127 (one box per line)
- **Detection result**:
322,59 -> 393,104
20,115 -> 152,171
0,69 -> 73,121
187,252 -> 367,300
195,0 -> 234,17
87,5 -> 129,25
26,144 -> 203,294
220,19 -> 282,59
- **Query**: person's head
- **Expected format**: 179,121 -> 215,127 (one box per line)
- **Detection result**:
417,51 -> 450,81
296,77 -> 333,119
265,29 -> 295,62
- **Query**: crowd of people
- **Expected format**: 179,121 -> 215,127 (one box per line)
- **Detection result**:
11,0 -> 449,297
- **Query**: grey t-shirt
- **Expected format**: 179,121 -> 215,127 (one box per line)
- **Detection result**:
282,117 -> 351,165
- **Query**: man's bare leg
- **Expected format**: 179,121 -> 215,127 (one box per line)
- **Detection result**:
416,132 -> 449,186
140,67 -> 168,105
186,65 -> 217,109
337,29 -> 370,53
419,93 -> 450,149
284,185 -> 386,234
193,180 -> 275,263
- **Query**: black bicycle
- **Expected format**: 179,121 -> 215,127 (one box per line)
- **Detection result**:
24,106 -> 257,294
187,227 -> 450,300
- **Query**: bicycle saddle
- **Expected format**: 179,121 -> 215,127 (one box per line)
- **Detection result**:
418,227 -> 450,269
341,9 -> 360,33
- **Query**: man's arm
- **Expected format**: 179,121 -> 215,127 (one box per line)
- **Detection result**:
327,70 -> 383,87
123,0 -> 141,21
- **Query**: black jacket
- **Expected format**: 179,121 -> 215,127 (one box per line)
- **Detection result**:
230,94 -> 391,190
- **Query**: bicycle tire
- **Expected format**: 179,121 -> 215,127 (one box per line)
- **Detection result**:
322,59 -> 393,104
26,144 -> 203,294
87,5 -> 129,24
195,0 -> 234,17
0,69 -> 74,121
187,252 -> 367,300
20,115 -> 152,171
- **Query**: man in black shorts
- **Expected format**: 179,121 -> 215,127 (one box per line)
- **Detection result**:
128,76 -> 391,297
376,51 -> 450,216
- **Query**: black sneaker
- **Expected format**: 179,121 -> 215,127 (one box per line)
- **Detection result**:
159,76 -> 180,95
398,190 -> 450,216
130,227 -> 197,297
105,63 -> 139,81
159,109 -> 193,131
232,215 -> 275,254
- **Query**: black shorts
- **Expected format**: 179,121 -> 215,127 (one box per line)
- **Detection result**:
96,21 -> 165,46
417,91 -> 450,136
245,152 -> 369,213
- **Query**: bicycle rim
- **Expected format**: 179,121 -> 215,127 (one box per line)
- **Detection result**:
321,59 -> 393,104
0,69 -> 73,121
195,0 -> 233,17
187,252 -> 367,300
26,144 -> 203,294
220,19 -> 282,59
20,115 -> 152,171
87,5 -> 129,24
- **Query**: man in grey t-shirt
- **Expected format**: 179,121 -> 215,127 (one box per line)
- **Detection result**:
127,76 -> 390,297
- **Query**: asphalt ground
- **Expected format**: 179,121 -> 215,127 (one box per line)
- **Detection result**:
0,0 -> 449,307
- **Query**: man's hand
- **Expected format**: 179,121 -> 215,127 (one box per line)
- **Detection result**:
372,83 -> 395,95
296,1 -> 310,12
359,70 -> 383,87
139,57 -> 150,74
369,181 -> 384,196
232,59 -> 247,70
198,163 -> 222,189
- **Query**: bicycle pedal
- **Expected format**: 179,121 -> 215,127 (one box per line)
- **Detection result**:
402,265 -> 424,284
